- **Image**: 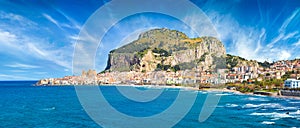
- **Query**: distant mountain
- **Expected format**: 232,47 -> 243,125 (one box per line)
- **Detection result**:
104,28 -> 226,72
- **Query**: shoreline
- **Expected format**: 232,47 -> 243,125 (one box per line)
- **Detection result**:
37,84 -> 300,100
202,88 -> 300,100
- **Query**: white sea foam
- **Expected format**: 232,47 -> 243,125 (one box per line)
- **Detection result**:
216,105 -> 224,108
250,112 -> 293,118
215,93 -> 232,96
41,107 -> 56,111
285,107 -> 298,110
245,97 -> 268,101
290,110 -> 300,115
275,109 -> 285,111
225,103 -> 239,108
247,97 -> 258,101
271,118 -> 280,120
261,121 -> 275,125
242,103 -> 283,109
289,101 -> 300,104
276,107 -> 298,111
243,104 -> 260,108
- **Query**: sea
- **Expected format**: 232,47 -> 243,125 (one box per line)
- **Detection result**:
1,81 -> 300,128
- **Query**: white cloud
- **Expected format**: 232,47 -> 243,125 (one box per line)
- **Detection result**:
207,9 -> 299,62
0,11 -> 37,27
267,33 -> 284,48
254,28 -> 265,53
208,11 -> 265,61
34,72 -> 47,74
278,50 -> 291,60
10,70 -> 27,73
293,39 -> 300,46
279,8 -> 300,33
183,12 -> 219,38
283,31 -> 298,40
42,13 -> 62,29
54,8 -> 82,30
0,29 -> 72,69
5,63 -> 40,69
268,31 -> 299,48
27,42 -> 72,69
0,74 -> 38,80
0,30 -> 17,44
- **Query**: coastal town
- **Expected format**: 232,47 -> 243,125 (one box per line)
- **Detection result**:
37,58 -> 300,91
36,28 -> 300,98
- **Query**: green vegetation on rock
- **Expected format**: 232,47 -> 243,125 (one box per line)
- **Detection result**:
104,28 -> 226,72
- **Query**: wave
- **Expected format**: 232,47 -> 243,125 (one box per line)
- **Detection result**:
243,104 -> 261,108
261,121 -> 275,125
289,101 -> 300,104
225,103 -> 239,108
41,107 -> 56,111
271,118 -> 280,120
290,110 -> 300,115
250,112 -> 293,118
275,107 -> 298,111
215,93 -> 232,96
245,97 -> 269,101
242,103 -> 283,109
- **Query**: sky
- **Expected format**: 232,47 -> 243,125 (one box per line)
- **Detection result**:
0,0 -> 299,80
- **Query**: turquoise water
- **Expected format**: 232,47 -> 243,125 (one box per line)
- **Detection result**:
1,81 -> 300,127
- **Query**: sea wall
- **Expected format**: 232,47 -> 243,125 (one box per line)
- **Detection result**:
280,90 -> 300,97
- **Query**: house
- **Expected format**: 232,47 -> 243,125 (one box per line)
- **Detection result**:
284,79 -> 300,88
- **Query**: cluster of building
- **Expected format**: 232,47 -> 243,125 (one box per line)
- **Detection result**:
37,70 -> 223,86
226,60 -> 300,84
37,60 -> 300,89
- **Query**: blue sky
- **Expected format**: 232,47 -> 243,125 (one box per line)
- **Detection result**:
0,0 -> 299,80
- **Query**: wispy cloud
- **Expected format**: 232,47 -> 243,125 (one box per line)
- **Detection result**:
279,8 -> 300,33
0,30 -> 17,45
0,11 -> 37,28
0,28 -> 72,69
0,74 -> 38,80
293,39 -> 300,46
34,72 -> 47,74
5,63 -> 40,69
207,9 -> 299,62
283,31 -> 299,40
0,12 -> 74,70
207,4 -> 300,62
10,70 -> 27,73
42,13 -> 62,29
183,12 -> 219,38
54,8 -> 82,30
267,31 -> 299,48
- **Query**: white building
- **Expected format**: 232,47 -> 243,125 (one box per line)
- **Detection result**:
284,79 -> 300,88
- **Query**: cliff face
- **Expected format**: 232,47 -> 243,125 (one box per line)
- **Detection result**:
105,28 -> 226,72
226,54 -> 260,69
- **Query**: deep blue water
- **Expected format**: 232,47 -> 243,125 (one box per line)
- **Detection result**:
1,81 -> 300,128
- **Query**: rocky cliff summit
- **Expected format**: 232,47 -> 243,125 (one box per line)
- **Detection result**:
104,28 -> 226,72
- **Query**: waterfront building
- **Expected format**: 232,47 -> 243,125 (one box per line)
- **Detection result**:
284,79 -> 300,88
